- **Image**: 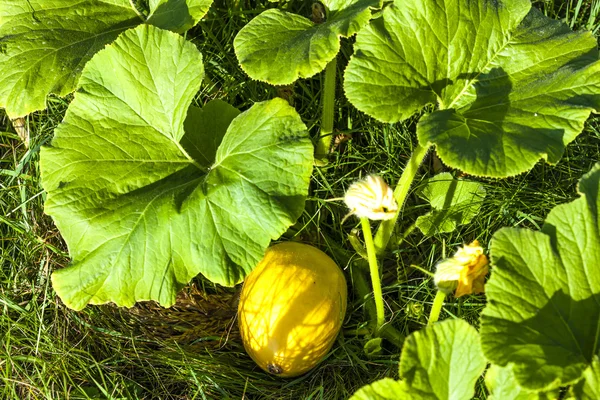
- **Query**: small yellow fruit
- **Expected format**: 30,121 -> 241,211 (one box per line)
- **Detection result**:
238,242 -> 347,377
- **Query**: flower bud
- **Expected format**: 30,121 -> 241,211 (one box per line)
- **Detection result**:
434,240 -> 489,297
344,175 -> 398,221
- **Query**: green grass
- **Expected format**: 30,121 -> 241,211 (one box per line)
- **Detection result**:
2,0 -> 600,398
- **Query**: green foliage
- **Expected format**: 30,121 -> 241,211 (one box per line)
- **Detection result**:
40,25 -> 313,310
570,359 -> 600,400
146,0 -> 213,33
233,0 -> 380,85
485,364 -> 559,400
344,0 -> 600,177
398,319 -> 486,399
482,163 -> 600,390
0,0 -> 213,118
1,0 -> 600,397
0,0 -> 140,118
350,319 -> 486,399
415,173 -> 486,236
350,378 -> 407,399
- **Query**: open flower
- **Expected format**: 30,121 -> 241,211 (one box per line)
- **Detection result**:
434,240 -> 489,297
344,175 -> 398,220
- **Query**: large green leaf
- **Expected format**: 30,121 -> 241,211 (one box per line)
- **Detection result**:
485,364 -> 558,400
0,0 -> 141,118
481,164 -> 600,389
146,0 -> 213,33
234,0 -> 380,85
40,25 -> 313,310
350,319 -> 486,400
0,0 -> 212,118
344,0 -> 600,177
415,173 -> 486,236
398,319 -> 486,399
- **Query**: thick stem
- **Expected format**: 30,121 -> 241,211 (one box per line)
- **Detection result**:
351,261 -> 377,329
352,261 -> 405,347
360,217 -> 385,331
428,290 -> 446,326
374,143 -> 429,253
314,57 -> 337,163
379,325 -> 405,348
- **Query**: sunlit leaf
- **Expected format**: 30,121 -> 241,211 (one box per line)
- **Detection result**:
481,164 -> 600,389
0,0 -> 140,118
234,0 -> 380,85
40,25 -> 313,310
485,364 -> 558,400
349,378 -> 408,400
345,0 -> 600,177
349,319 -> 486,399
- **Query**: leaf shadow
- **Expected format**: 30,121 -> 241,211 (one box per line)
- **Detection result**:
487,287 -> 599,386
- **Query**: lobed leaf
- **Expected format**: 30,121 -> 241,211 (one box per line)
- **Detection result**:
234,0 -> 380,85
0,0 -> 140,118
0,0 -> 212,118
344,0 -> 600,177
398,319 -> 486,399
415,173 -> 486,236
349,319 -> 486,399
40,25 -> 313,310
481,164 -> 600,389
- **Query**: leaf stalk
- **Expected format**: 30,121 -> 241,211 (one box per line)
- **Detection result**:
428,290 -> 446,326
314,57 -> 337,164
374,143 -> 429,253
360,217 -> 385,331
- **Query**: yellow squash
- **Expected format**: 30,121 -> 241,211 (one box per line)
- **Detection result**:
238,242 -> 347,377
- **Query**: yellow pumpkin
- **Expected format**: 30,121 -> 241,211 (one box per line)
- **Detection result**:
238,242 -> 347,377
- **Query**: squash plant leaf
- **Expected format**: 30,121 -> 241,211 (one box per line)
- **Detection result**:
40,25 -> 313,310
344,0 -> 600,177
350,319 -> 486,399
398,318 -> 486,399
485,364 -> 559,400
349,378 -> 408,400
0,0 -> 141,118
481,164 -> 600,390
570,359 -> 600,400
0,0 -> 212,119
234,0 -> 380,85
415,172 -> 486,236
146,0 -> 213,33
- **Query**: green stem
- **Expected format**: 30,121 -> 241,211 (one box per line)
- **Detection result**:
360,217 -> 385,331
351,261 -> 377,330
396,222 -> 416,248
374,143 -> 429,253
428,290 -> 446,326
352,261 -> 405,348
314,57 -> 337,163
378,325 -> 405,349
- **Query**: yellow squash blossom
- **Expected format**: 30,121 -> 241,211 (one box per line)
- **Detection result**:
434,240 -> 489,297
